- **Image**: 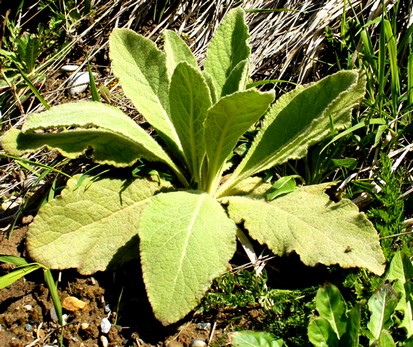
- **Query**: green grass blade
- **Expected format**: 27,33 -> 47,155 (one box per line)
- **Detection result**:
383,19 -> 400,114
0,264 -> 41,289
44,269 -> 63,325
0,255 -> 30,266
408,53 -> 413,106
87,59 -> 100,102
14,64 -> 50,110
0,153 -> 72,178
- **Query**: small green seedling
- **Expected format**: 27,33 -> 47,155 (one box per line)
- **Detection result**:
2,8 -> 385,325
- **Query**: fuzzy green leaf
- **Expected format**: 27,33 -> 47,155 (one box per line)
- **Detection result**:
138,191 -> 237,325
315,283 -> 347,339
109,29 -> 182,155
1,102 -> 187,185
204,7 -> 250,98
220,70 -> 366,195
26,175 -> 169,274
169,62 -> 211,181
163,30 -> 198,79
222,59 -> 250,96
204,89 -> 274,193
367,282 -> 399,340
225,184 -> 385,275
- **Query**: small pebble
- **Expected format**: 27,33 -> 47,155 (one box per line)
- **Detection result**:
196,322 -> 211,330
104,304 -> 111,313
67,71 -> 90,95
190,340 -> 207,347
25,323 -> 33,331
22,215 -> 34,225
62,296 -> 87,312
61,64 -> 79,72
81,322 -> 90,330
100,317 -> 111,334
23,304 -> 33,311
100,335 -> 109,347
167,341 -> 184,347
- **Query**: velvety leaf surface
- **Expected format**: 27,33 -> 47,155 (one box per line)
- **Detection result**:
169,62 -> 211,181
109,29 -> 182,153
204,7 -> 250,98
1,102 -> 187,185
226,184 -> 385,275
221,70 -> 366,194
27,175 -> 168,274
138,191 -> 237,325
163,30 -> 198,79
204,89 -> 274,193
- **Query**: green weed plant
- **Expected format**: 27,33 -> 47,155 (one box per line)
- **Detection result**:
2,8 -> 385,325
308,251 -> 413,346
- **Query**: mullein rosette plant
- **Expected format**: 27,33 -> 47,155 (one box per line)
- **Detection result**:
2,8 -> 385,325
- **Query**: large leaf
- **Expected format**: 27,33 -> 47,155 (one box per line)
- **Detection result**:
204,89 -> 274,193
26,175 -> 169,274
367,282 -> 398,341
315,283 -> 347,339
163,29 -> 198,79
225,184 -> 385,275
204,7 -> 250,98
109,29 -> 182,155
138,191 -> 237,325
169,62 -> 211,182
1,102 -> 188,186
220,70 -> 367,195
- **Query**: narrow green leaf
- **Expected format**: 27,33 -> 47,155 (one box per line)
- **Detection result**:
315,283 -> 347,339
219,70 -> 366,195
0,264 -> 41,289
1,101 -> 187,186
27,175 -> 170,274
383,19 -> 400,113
0,255 -> 30,267
14,64 -> 50,109
204,89 -> 274,193
230,331 -> 284,347
308,317 -> 338,347
44,269 -> 63,325
204,7 -> 250,98
87,59 -> 100,101
163,30 -> 198,79
169,62 -> 211,182
24,35 -> 40,73
138,191 -> 237,325
109,28 -> 183,155
265,175 -> 299,201
225,184 -> 385,275
367,282 -> 398,340
222,59 -> 249,95
408,52 -> 413,106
